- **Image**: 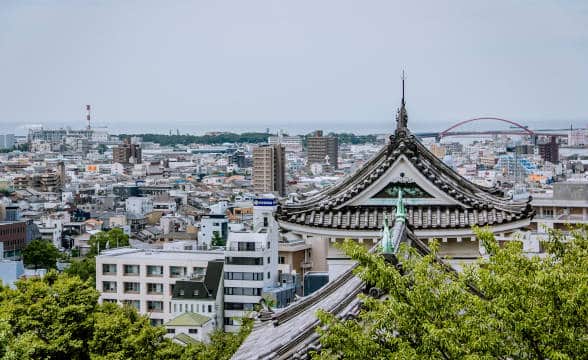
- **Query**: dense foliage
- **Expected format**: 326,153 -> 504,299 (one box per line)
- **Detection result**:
22,240 -> 61,270
120,132 -> 379,147
120,133 -> 271,146
314,227 -> 588,359
88,228 -> 130,256
0,272 -> 252,359
66,228 -> 131,286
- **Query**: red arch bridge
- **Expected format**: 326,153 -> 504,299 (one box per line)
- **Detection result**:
414,117 -> 568,140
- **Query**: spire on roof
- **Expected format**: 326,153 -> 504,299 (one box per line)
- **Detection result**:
395,190 -> 406,223
396,71 -> 408,133
381,212 -> 393,254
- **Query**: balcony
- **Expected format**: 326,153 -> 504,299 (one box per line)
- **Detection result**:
300,261 -> 313,269
227,244 -> 265,252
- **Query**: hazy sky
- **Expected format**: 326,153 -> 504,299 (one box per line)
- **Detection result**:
1,1 -> 586,135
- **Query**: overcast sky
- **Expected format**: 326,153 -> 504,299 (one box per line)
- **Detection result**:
0,0 -> 586,135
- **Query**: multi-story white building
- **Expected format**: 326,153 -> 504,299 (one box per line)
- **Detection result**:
0,134 -> 15,149
268,134 -> 303,153
198,214 -> 228,248
96,248 -> 223,325
223,197 -> 280,332
125,197 -> 153,216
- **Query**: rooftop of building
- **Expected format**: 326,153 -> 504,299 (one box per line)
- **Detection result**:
96,247 -> 224,261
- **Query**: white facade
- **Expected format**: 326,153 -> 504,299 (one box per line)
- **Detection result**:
223,202 -> 280,331
0,134 -> 15,149
95,248 -> 223,325
198,215 -> 228,248
125,197 -> 153,216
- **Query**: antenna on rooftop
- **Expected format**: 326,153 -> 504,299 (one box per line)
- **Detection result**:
85,105 -> 91,130
401,70 -> 406,106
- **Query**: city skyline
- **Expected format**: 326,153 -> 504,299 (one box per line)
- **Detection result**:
1,1 -> 587,134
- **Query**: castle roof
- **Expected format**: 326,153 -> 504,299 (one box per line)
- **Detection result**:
278,96 -> 533,231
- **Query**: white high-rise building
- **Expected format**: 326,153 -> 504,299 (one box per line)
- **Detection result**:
223,196 -> 280,332
0,134 -> 15,149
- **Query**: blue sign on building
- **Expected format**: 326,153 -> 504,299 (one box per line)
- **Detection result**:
254,198 -> 277,206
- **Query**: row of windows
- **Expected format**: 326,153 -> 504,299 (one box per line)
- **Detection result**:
224,272 -> 264,281
225,302 -> 257,311
225,257 -> 270,265
167,328 -> 199,334
102,264 -> 205,277
106,299 -> 162,312
104,299 -> 211,315
102,281 -> 165,295
224,287 -> 262,296
173,303 -> 213,313
0,239 -> 24,248
0,226 -> 25,236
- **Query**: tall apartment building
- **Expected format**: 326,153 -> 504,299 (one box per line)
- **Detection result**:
0,134 -> 15,149
307,130 -> 338,169
113,139 -> 142,164
96,248 -> 224,326
252,144 -> 286,196
0,221 -> 27,259
268,134 -> 303,153
538,136 -> 559,164
223,230 -> 279,332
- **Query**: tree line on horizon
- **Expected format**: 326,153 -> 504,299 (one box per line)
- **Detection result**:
118,132 -> 379,147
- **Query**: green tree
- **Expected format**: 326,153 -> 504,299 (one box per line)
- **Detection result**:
97,144 -> 107,154
179,319 -> 253,360
65,257 -> 96,286
0,272 -> 180,360
22,239 -> 61,270
313,226 -> 588,359
88,228 -> 129,255
211,231 -> 225,247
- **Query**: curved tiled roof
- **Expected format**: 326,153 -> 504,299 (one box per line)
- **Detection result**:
278,105 -> 534,231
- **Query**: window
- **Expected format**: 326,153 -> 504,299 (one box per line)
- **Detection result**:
224,287 -> 262,296
179,289 -> 184,296
170,266 -> 186,278
123,282 -> 140,293
224,272 -> 264,281
122,300 -> 140,311
278,256 -> 285,264
208,305 -> 212,313
189,329 -> 198,334
146,265 -> 163,276
192,267 -> 205,275
102,264 -> 117,275
237,242 -> 256,251
267,272 -> 270,280
225,302 -> 257,310
123,264 -> 139,276
150,318 -> 163,326
167,328 -> 176,334
225,257 -> 263,265
102,298 -> 117,303
193,290 -> 199,296
147,301 -> 163,312
147,283 -> 163,295
102,281 -> 117,292
267,257 -> 270,264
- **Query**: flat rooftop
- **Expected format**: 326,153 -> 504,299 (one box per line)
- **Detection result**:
96,247 -> 224,261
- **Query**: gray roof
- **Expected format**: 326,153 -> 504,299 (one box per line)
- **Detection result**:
172,260 -> 223,300
278,102 -> 534,231
232,221 -> 430,360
